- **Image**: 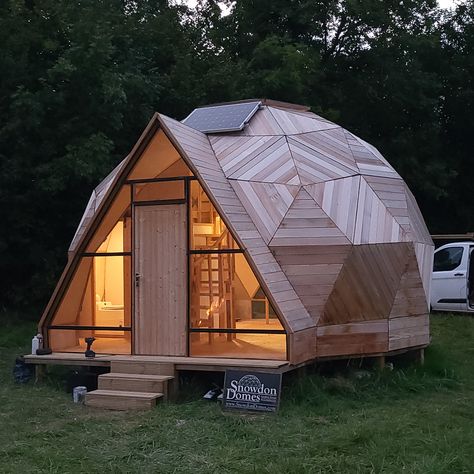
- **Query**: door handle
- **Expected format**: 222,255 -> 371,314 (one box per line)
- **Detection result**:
454,273 -> 465,277
135,273 -> 141,287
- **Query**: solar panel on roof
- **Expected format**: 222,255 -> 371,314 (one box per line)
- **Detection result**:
182,101 -> 261,133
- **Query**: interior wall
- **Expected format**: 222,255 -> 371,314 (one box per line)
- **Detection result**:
94,256 -> 124,306
232,275 -> 252,321
52,258 -> 94,325
86,187 -> 130,253
234,253 -> 259,298
128,129 -> 186,180
97,221 -> 124,253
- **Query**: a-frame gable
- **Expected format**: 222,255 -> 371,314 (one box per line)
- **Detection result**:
42,113 -> 315,364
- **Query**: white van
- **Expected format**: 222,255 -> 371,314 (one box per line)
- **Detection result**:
431,242 -> 474,312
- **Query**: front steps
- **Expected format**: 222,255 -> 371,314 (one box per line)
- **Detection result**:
98,373 -> 174,396
85,361 -> 176,410
85,390 -> 163,410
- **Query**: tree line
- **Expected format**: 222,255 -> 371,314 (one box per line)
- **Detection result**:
0,0 -> 473,315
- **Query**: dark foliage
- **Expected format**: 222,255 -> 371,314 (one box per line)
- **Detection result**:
0,0 -> 472,316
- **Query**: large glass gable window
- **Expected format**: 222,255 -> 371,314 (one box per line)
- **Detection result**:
189,181 -> 286,360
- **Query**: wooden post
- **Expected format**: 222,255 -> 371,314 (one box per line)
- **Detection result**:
207,254 -> 213,344
414,348 -> 425,366
35,364 -> 46,384
374,355 -> 385,371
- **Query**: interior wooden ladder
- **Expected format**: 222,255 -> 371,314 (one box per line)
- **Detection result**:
194,245 -> 235,341
85,361 -> 176,410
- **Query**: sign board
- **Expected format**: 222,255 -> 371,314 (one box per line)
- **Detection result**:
223,369 -> 282,413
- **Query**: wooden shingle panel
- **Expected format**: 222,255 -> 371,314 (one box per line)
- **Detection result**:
344,130 -> 399,179
289,138 -> 359,184
270,188 -> 352,247
305,176 -> 360,242
389,315 -> 430,351
320,243 -> 411,326
239,106 -> 285,135
210,135 -> 279,175
288,328 -> 317,364
268,106 -> 339,134
353,178 -> 407,244
390,246 -> 430,318
290,130 -> 358,175
272,245 -> 351,325
316,320 -> 389,357
231,181 -> 299,243
228,137 -> 300,184
406,185 -> 434,245
414,242 -> 434,302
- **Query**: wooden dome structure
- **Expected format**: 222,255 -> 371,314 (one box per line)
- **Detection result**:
39,99 -> 434,365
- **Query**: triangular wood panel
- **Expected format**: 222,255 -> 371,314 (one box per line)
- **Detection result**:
292,129 -> 359,172
289,137 -> 359,185
269,188 -> 351,246
388,314 -> 430,351
304,176 -> 360,243
363,175 -> 410,234
227,137 -> 300,185
273,245 -> 351,325
406,186 -> 433,245
235,106 -> 285,135
230,181 -> 299,243
344,130 -> 398,178
268,106 -> 338,134
357,135 -> 397,171
414,241 -> 434,302
270,106 -> 335,124
389,247 -> 429,319
208,135 -> 279,176
353,177 -> 407,244
320,243 -> 411,326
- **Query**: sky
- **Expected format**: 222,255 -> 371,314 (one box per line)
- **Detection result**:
181,0 -> 463,9
438,0 -> 462,8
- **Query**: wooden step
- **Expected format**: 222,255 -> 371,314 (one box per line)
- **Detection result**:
111,360 -> 175,376
98,373 -> 173,395
85,390 -> 163,410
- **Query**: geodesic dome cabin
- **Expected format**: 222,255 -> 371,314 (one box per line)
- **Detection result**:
39,99 -> 434,365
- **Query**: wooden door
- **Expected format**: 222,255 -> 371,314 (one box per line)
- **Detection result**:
134,204 -> 187,355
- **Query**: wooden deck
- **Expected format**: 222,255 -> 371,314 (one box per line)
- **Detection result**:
24,353 -> 291,373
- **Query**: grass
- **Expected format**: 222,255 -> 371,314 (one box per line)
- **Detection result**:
0,314 -> 473,473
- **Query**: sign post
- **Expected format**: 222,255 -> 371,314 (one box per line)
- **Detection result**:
223,369 -> 282,413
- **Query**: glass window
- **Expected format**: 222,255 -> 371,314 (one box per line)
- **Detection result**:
127,130 -> 190,180
251,287 -> 278,320
190,253 -> 283,331
433,247 -> 464,272
190,180 -> 238,250
48,329 -> 131,354
86,186 -> 131,253
189,332 -> 286,360
96,219 -> 131,253
189,251 -> 286,359
133,180 -> 185,202
49,255 -> 131,353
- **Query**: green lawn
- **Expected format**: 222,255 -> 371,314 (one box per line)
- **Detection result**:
0,314 -> 473,474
